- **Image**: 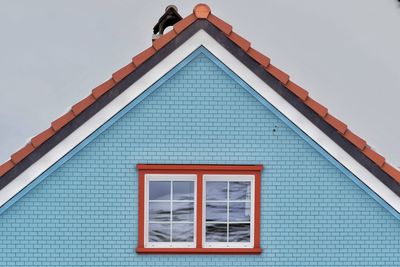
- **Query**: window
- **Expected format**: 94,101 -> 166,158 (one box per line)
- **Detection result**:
146,175 -> 196,248
137,164 -> 262,254
203,175 -> 253,248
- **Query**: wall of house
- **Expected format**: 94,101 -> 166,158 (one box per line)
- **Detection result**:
0,53 -> 399,266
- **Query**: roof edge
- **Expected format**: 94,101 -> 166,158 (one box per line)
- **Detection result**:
0,3 -> 399,194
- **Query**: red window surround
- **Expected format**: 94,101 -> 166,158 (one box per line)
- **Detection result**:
136,164 -> 263,254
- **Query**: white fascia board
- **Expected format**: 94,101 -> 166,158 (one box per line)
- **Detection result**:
1,30 -> 399,214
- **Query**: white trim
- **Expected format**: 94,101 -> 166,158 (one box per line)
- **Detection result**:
144,174 -> 197,248
0,30 -> 399,214
202,175 -> 255,248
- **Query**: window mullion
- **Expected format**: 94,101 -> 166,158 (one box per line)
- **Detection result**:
197,174 -> 203,249
227,181 -> 230,243
170,181 -> 173,244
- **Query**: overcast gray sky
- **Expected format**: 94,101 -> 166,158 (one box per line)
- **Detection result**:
0,0 -> 399,167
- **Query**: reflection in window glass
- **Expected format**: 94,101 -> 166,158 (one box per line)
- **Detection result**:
205,202 -> 227,222
149,223 -> 170,242
172,202 -> 194,221
149,181 -> 171,200
229,202 -> 251,222
148,179 -> 195,244
173,181 -> 194,200
149,202 -> 170,221
229,223 -> 250,242
205,180 -> 252,243
229,181 -> 251,200
206,223 -> 227,242
172,223 -> 194,242
206,181 -> 227,200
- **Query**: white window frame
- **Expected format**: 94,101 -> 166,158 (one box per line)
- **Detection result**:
144,174 -> 197,248
202,175 -> 255,248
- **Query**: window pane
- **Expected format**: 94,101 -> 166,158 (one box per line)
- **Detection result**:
206,202 -> 227,222
229,181 -> 251,200
149,202 -> 170,221
173,181 -> 194,200
206,181 -> 227,200
229,223 -> 250,242
148,223 -> 170,242
149,181 -> 171,200
172,202 -> 194,222
172,223 -> 194,242
206,223 -> 227,242
229,202 -> 251,222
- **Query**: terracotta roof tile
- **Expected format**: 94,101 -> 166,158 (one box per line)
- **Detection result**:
173,14 -> 197,34
0,160 -> 14,176
266,64 -> 289,85
71,95 -> 96,116
286,81 -> 309,101
304,97 -> 328,117
51,111 -> 75,131
132,47 -> 156,67
325,114 -> 348,134
31,127 -> 55,148
208,14 -> 232,35
112,63 -> 135,83
382,163 -> 400,183
153,30 -> 177,51
344,130 -> 367,150
11,143 -> 35,164
248,48 -> 270,67
92,79 -> 115,99
193,3 -> 211,19
363,147 -> 385,167
229,32 -> 251,52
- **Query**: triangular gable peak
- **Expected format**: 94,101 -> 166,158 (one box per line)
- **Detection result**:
0,4 -> 399,216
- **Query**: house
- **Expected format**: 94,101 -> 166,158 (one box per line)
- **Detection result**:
0,3 -> 399,266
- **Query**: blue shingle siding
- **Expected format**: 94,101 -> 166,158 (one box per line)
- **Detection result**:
0,53 -> 399,266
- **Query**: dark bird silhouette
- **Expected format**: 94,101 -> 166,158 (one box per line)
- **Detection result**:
153,5 -> 182,36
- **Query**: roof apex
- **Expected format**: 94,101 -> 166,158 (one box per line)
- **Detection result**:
0,4 -> 399,201
193,3 -> 211,19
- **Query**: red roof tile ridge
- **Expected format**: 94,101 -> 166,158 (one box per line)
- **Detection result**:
0,4 -> 399,188
207,14 -> 232,35
0,160 -> 14,176
382,162 -> 400,183
153,30 -> 177,51
173,14 -> 197,34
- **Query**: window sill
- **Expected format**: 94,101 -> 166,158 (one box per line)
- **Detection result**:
136,247 -> 262,254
